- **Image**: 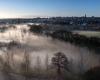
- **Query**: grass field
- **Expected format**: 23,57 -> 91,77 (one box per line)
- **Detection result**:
73,31 -> 100,38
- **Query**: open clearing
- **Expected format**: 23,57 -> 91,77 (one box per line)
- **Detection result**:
73,31 -> 100,38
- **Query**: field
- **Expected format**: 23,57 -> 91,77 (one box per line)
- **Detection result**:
73,31 -> 100,38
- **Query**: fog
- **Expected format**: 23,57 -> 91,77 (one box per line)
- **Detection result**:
0,24 -> 100,74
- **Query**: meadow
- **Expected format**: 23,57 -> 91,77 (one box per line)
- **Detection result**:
73,31 -> 100,38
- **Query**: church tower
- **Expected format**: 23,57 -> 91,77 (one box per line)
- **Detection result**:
85,14 -> 87,18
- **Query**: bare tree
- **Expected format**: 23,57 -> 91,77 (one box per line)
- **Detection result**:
52,52 -> 69,80
20,50 -> 32,80
45,54 -> 49,71
36,56 -> 41,74
3,52 -> 12,72
0,51 -> 13,80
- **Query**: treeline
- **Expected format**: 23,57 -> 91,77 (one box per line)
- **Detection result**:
0,48 -> 99,80
29,25 -> 100,53
50,30 -> 100,53
0,51 -> 79,80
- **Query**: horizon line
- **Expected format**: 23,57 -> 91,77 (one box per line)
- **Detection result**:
0,15 -> 100,19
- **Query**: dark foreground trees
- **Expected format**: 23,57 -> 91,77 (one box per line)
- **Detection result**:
0,50 -> 95,80
84,67 -> 100,80
51,52 -> 69,80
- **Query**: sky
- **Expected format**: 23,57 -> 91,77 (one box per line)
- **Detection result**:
0,0 -> 100,18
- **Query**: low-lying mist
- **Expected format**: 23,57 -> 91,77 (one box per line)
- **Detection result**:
0,24 -> 100,75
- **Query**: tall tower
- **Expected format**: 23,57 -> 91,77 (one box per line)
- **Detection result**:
85,14 -> 87,18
